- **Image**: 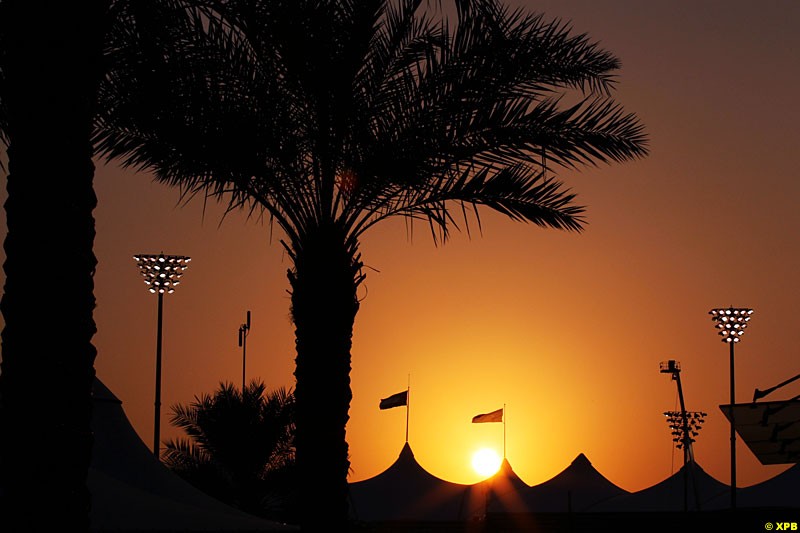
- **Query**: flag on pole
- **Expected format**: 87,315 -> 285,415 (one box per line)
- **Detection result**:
472,408 -> 503,423
379,390 -> 408,410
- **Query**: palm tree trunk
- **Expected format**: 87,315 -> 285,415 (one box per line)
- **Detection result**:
0,2 -> 105,530
288,222 -> 362,531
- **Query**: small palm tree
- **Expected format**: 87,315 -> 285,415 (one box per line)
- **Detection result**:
94,1 -> 648,528
163,381 -> 296,520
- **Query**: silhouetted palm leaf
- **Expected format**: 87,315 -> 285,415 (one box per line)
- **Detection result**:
163,380 -> 295,518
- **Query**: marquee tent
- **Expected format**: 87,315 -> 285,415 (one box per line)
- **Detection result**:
89,377 -> 294,531
348,442 -> 482,522
591,461 -> 728,512
484,457 -> 532,514
705,463 -> 800,510
515,453 -> 629,513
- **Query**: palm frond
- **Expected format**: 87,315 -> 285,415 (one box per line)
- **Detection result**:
355,163 -> 584,242
94,0 -> 647,249
162,437 -> 211,472
167,379 -> 295,483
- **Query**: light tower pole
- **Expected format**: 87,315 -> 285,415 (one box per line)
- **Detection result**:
134,252 -> 191,460
708,307 -> 753,510
660,358 -> 706,511
238,310 -> 251,391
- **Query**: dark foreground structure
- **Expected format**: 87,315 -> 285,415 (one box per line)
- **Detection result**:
351,510 -> 800,533
349,442 -> 800,533
42,377 -> 797,532
484,509 -> 800,533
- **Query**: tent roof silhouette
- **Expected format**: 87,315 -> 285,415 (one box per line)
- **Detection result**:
591,460 -> 729,512
348,442 -> 481,522
89,377 -> 294,531
495,457 -> 528,487
485,453 -> 625,513
507,453 -> 630,513
704,462 -> 800,509
484,457 -> 532,513
737,463 -> 800,508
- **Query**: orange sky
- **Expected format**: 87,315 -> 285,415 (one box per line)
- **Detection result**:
3,0 -> 800,494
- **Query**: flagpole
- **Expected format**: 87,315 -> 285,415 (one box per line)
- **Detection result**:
503,404 -> 506,459
405,374 -> 410,443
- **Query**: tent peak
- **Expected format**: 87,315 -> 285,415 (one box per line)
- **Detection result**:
571,453 -> 592,467
398,441 -> 414,459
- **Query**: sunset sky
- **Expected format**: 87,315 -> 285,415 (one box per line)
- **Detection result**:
3,0 -> 800,494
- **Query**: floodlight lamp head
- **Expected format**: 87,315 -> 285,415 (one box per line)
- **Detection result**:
134,253 -> 191,295
709,307 -> 753,343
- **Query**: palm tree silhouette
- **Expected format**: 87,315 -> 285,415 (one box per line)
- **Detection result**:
94,1 -> 648,529
0,1 -> 108,530
163,381 -> 296,520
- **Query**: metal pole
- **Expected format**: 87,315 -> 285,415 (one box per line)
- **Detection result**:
674,372 -> 703,511
754,372 -> 800,401
154,291 -> 164,460
240,310 -> 250,391
730,341 -> 737,510
503,404 -> 507,459
675,373 -> 689,512
242,327 -> 246,391
405,385 -> 410,444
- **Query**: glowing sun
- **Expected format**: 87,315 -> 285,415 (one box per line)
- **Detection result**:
471,448 -> 502,477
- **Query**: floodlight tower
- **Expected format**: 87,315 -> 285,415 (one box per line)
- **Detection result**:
238,310 -> 251,391
708,306 -> 753,510
660,360 -> 706,511
660,361 -> 692,464
134,252 -> 191,460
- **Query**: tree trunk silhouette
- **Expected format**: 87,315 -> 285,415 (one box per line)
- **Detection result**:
0,1 -> 105,530
288,222 -> 363,531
